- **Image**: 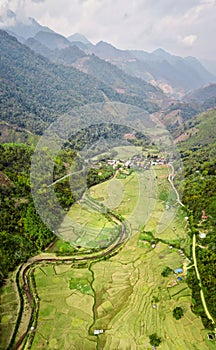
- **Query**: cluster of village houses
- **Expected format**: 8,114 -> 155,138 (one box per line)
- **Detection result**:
105,154 -> 168,171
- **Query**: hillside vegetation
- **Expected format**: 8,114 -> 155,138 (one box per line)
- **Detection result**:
0,144 -> 55,286
176,109 -> 216,329
0,30 -> 160,135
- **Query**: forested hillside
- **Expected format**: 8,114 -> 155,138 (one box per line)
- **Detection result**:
0,143 -> 82,285
0,144 -> 54,286
0,30 -> 103,134
25,36 -> 163,102
72,54 -> 161,98
0,30 -> 160,135
185,83 -> 216,111
176,109 -> 216,329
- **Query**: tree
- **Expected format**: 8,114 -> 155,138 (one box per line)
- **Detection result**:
161,266 -> 172,277
173,306 -> 184,320
149,333 -> 161,347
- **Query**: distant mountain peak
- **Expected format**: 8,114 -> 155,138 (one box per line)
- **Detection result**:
152,48 -> 173,59
96,40 -> 114,47
0,9 -> 16,26
0,9 -> 54,39
67,33 -> 92,45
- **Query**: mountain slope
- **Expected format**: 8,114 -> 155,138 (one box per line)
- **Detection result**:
26,37 -> 86,64
0,30 -> 105,134
33,31 -> 71,50
0,30 -> 160,135
185,83 -> 216,109
92,41 -> 133,60
73,54 -> 163,100
88,43 -> 216,93
24,34 -> 164,104
3,9 -> 215,95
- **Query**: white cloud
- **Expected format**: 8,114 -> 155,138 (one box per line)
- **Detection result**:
181,34 -> 198,46
1,0 -> 216,59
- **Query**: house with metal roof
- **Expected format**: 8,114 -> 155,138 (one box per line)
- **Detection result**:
174,268 -> 183,274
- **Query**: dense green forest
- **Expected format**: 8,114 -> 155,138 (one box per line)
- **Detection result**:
0,144 -> 54,286
0,143 -> 100,284
176,109 -> 216,329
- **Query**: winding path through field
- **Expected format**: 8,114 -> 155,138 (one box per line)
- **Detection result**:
9,197 -> 129,350
168,163 -> 184,208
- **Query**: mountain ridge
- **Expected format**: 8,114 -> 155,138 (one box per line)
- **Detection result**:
0,29 -> 161,135
0,9 -> 53,40
2,10 -> 215,95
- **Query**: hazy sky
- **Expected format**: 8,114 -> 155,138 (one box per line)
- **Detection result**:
1,0 -> 216,59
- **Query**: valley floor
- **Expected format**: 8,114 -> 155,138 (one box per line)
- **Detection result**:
1,163 -> 215,350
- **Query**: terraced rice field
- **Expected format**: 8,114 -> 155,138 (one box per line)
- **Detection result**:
31,265 -> 96,350
90,170 -> 157,233
145,166 -> 187,243
60,201 -> 120,248
89,236 -> 213,349
0,271 -> 19,350
89,178 -> 124,210
2,161 -> 215,349
30,234 -> 213,350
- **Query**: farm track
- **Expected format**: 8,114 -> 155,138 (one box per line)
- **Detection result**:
168,163 -> 216,331
192,234 -> 216,330
9,198 -> 129,350
47,165 -> 85,187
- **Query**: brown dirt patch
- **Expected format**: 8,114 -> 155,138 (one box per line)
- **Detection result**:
0,171 -> 13,187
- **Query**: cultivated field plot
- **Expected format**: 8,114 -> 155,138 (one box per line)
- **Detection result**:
31,265 -> 96,350
90,170 -> 157,232
30,237 -> 214,349
144,165 -> 187,240
0,272 -> 19,350
91,145 -> 142,162
60,201 -> 120,248
91,238 -> 213,350
112,145 -> 143,160
90,178 -> 124,210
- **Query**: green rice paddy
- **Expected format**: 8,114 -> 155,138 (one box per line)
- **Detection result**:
28,235 -> 213,350
0,271 -> 19,350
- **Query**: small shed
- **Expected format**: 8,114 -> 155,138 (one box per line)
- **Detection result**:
174,268 -> 183,274
94,329 -> 104,335
125,160 -> 131,168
